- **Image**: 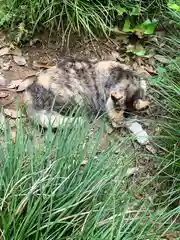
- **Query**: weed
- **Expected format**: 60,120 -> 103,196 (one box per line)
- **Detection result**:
0,0 -> 172,42
0,116 -> 179,239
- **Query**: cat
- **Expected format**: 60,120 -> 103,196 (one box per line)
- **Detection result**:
23,57 -> 149,128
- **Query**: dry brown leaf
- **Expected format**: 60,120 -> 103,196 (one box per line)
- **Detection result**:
0,47 -> 10,56
15,198 -> 27,216
135,66 -> 151,77
3,60 -> 11,71
135,57 -> 144,66
17,75 -> 37,92
0,75 -> 6,85
135,31 -> 144,39
145,144 -> 156,154
11,129 -> 17,144
10,47 -> 22,56
3,109 -> 24,118
0,92 -> 9,98
13,55 -> 26,66
7,80 -> 22,89
32,61 -> 55,69
144,65 -> 157,74
126,167 -> 140,177
81,159 -> 88,167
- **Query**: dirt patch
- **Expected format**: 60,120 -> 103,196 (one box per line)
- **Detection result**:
0,31 -> 160,178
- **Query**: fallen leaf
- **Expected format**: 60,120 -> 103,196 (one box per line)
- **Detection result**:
11,130 -> 17,144
17,75 -> 37,92
145,144 -> 156,154
136,57 -> 144,66
0,47 -> 10,56
15,198 -> 27,216
10,47 -> 22,56
144,65 -> 157,74
13,55 -> 26,66
7,80 -> 22,89
110,51 -> 120,61
135,31 -> 144,39
3,60 -> 11,71
81,159 -> 88,167
0,75 -> 6,85
134,66 -> 151,77
4,109 -> 25,118
126,167 -> 139,177
127,44 -> 146,56
32,61 -> 54,69
154,55 -> 170,64
0,92 -> 9,98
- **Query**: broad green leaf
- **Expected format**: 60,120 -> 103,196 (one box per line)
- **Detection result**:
130,6 -> 141,16
123,19 -> 132,33
168,3 -> 180,11
141,19 -> 158,35
156,66 -> 167,74
133,19 -> 158,35
117,7 -> 127,16
143,22 -> 157,34
132,49 -> 146,56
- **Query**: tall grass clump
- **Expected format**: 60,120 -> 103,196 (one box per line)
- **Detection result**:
0,115 -> 179,239
148,6 -> 180,218
0,0 -> 171,40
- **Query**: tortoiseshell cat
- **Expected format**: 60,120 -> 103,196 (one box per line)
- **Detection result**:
23,57 -> 149,128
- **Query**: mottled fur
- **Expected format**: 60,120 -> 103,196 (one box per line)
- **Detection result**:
23,57 -> 149,128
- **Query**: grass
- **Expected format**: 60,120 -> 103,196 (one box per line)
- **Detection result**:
0,0 -> 179,239
0,116 -> 179,239
0,0 -> 171,41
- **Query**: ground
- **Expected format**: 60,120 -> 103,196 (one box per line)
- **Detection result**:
0,31 -> 162,178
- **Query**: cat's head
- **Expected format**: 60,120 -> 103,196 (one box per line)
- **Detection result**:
105,66 -> 132,110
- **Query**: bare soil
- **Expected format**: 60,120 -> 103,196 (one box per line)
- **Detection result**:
0,31 -> 160,178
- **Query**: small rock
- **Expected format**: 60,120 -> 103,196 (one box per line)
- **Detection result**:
13,55 -> 26,66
